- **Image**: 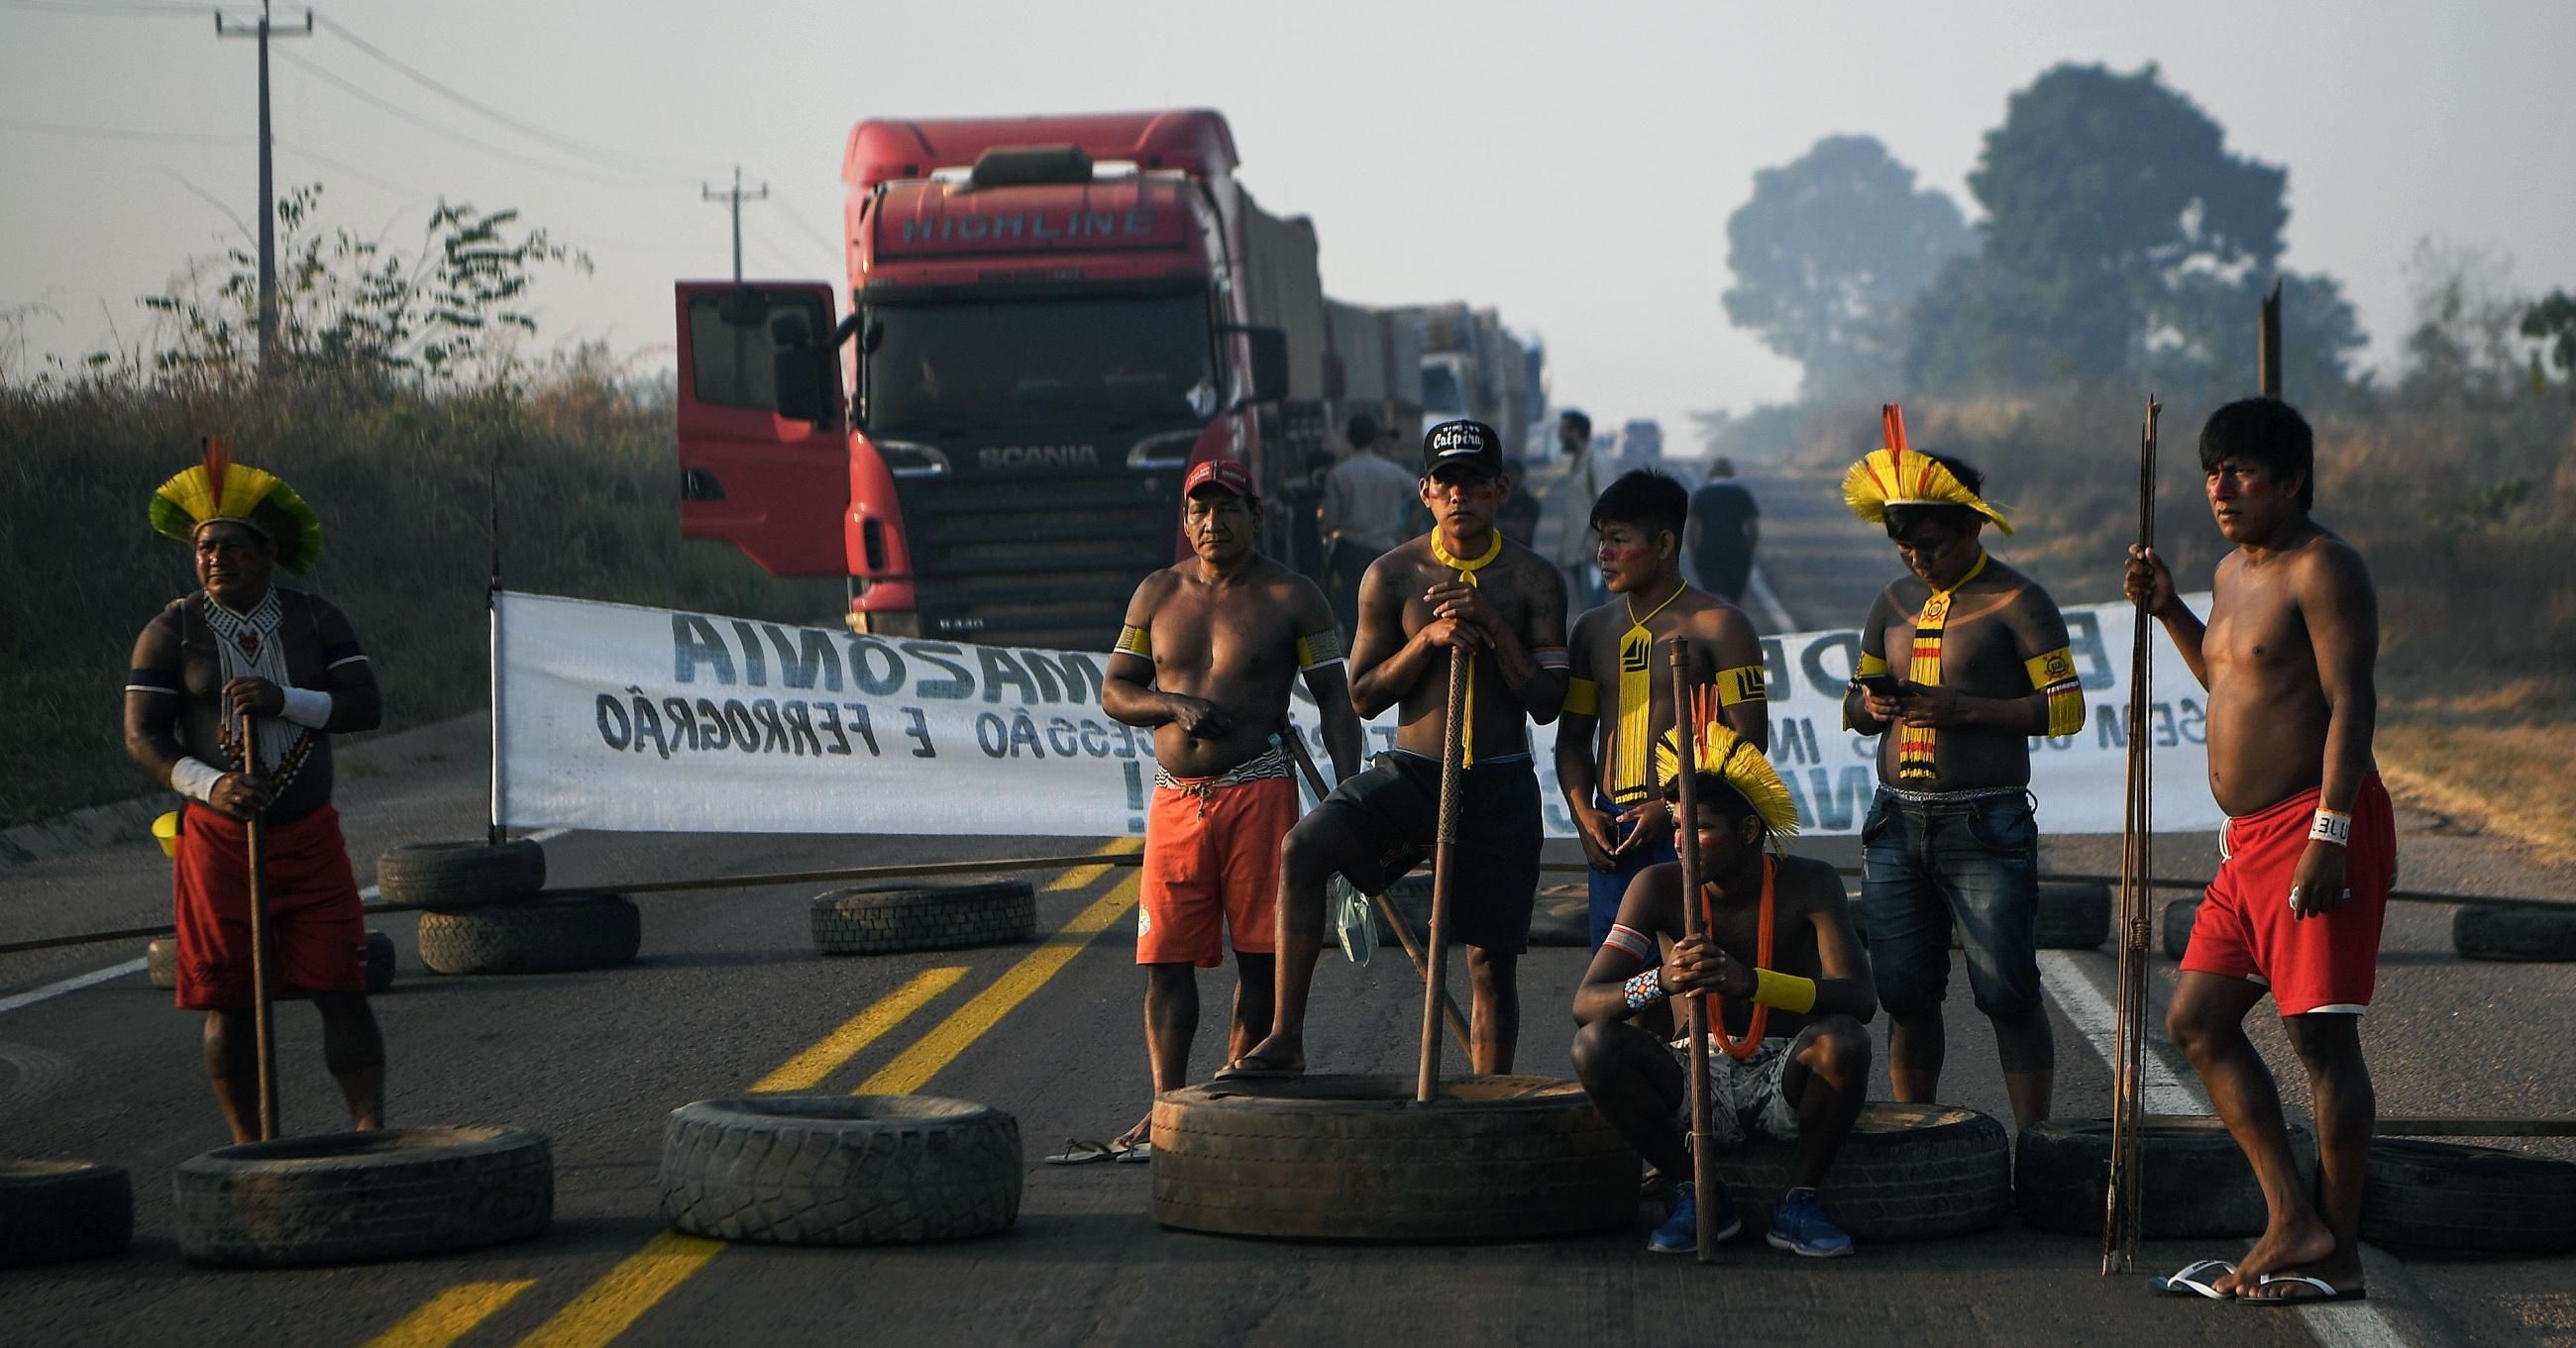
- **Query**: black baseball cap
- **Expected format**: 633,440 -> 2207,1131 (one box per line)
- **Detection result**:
1423,419 -> 1503,476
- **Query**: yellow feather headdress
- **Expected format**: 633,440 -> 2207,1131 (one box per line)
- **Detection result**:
1652,686 -> 1799,838
149,437 -> 324,573
1840,403 -> 2012,535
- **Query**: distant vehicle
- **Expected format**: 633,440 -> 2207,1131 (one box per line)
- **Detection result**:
1392,302 -> 1534,454
1620,418 -> 1664,460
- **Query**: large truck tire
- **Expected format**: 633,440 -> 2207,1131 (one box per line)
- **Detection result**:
659,1096 -> 1020,1245
0,1160 -> 133,1267
2451,905 -> 2576,963
376,839 -> 546,912
1707,1102 -> 2012,1242
173,1126 -> 553,1267
2015,1115 -> 2314,1238
418,894 -> 639,976
2360,1138 -> 2576,1255
2163,897 -> 2200,961
809,881 -> 1034,956
149,929 -> 396,994
1151,1075 -> 1632,1242
2035,882 -> 2112,950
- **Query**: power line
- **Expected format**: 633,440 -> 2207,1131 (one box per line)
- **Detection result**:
0,1 -> 216,15
776,200 -> 844,260
0,115 -> 248,145
274,47 -> 667,190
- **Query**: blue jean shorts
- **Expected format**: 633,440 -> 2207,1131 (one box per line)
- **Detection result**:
1858,786 -> 2042,1020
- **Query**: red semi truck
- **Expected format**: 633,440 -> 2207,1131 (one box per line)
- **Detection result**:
671,108 -> 1328,650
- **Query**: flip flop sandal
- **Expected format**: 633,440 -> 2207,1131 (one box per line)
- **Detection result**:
2149,1259 -> 2237,1299
1211,1052 -> 1304,1082
1112,1139 -> 1152,1164
1042,1138 -> 1120,1166
2241,1275 -> 2366,1306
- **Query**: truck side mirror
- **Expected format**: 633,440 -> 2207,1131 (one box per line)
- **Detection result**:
1241,326 -> 1290,404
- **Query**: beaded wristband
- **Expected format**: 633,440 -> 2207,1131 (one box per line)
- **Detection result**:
1623,967 -> 1666,1010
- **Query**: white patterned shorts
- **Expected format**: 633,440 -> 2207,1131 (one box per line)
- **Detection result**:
1670,1035 -> 1801,1148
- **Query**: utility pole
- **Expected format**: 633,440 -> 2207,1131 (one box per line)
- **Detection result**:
701,165 -> 769,282
216,1 -> 313,371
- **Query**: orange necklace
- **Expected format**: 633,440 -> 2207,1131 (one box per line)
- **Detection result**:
1699,855 -> 1776,1060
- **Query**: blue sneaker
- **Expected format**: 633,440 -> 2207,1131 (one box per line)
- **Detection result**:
1766,1187 -> 1855,1258
1647,1181 -> 1743,1255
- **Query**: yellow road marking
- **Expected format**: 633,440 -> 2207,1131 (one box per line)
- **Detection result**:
359,1280 -> 535,1348
860,874 -> 1138,1095
747,967 -> 965,1093
514,1232 -> 723,1348
1044,833 -> 1141,889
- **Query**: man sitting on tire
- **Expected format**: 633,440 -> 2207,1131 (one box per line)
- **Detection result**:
1571,719 -> 1875,1257
125,441 -> 388,1143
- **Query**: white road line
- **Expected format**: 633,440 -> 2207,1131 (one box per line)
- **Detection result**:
0,826 -> 569,1019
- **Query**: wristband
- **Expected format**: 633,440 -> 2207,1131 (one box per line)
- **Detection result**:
169,756 -> 226,805
2308,808 -> 2351,847
278,685 -> 334,729
1623,967 -> 1667,1010
1751,968 -> 1817,1014
1602,924 -> 1655,963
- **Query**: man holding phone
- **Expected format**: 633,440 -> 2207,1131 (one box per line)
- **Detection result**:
1838,406 -> 2085,1129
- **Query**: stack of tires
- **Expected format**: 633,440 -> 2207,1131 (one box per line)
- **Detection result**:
378,840 -> 640,976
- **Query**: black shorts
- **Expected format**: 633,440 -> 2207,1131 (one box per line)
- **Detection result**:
1317,750 -> 1543,955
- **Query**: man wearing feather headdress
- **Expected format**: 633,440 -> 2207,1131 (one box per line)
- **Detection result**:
124,440 -> 388,1143
1839,406 -> 2085,1131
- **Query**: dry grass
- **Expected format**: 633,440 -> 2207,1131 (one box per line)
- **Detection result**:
2378,718 -> 2576,868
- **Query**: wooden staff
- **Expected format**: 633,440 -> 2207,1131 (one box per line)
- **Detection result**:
1667,637 -> 1718,1263
1417,645 -> 1470,1103
1278,730 -> 1471,1055
239,708 -> 280,1142
2103,395 -> 2161,1273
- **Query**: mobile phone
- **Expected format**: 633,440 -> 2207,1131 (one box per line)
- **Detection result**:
1856,674 -> 1904,699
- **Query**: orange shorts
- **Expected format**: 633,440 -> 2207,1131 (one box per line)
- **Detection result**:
172,802 -> 370,1011
2183,776 -> 2395,1016
1137,758 -> 1296,969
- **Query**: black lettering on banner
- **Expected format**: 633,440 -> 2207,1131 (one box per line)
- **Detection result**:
902,706 -> 935,758
1008,709 -> 1045,759
2065,611 -> 2114,690
673,615 -> 736,685
841,703 -> 881,755
2095,703 -> 2124,749
1111,723 -> 1137,760
815,701 -> 854,756
978,649 -> 1041,705
900,641 -> 974,700
781,700 -> 824,756
723,699 -> 759,753
628,687 -> 673,761
1785,765 -> 1874,832
2178,697 -> 2206,744
1029,651 -> 1105,706
974,711 -> 1008,759
1760,637 -> 1789,699
662,697 -> 699,752
1080,718 -> 1111,756
846,637 -> 906,695
729,620 -> 769,687
1047,716 -> 1080,757
2151,702 -> 2179,748
750,699 -> 791,753
696,697 -> 734,752
1799,632 -> 1861,699
595,692 -> 632,749
1369,725 -> 1398,752
765,625 -> 844,692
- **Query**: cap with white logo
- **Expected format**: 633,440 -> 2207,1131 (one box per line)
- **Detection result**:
1422,419 -> 1503,475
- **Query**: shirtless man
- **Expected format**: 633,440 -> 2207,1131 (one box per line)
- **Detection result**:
2127,398 -> 2389,1305
1840,414 -> 2086,1128
126,446 -> 387,1142
1558,468 -> 1770,951
1230,418 -> 1569,1077
1572,720 -> 1873,1257
1094,459 -> 1364,1156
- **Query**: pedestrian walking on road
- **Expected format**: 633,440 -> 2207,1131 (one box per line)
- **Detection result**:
126,441 -> 389,1144
1320,413 -> 1418,640
1686,457 -> 1762,603
1280,449 -> 1335,581
1092,459 -> 1364,1162
1231,419 -> 1569,1080
2126,399 -> 2389,1305
1839,406 -> 2086,1131
1547,409 -> 1618,608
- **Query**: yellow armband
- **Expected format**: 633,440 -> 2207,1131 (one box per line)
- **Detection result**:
2023,646 -> 2086,737
1113,624 -> 1151,659
1563,675 -> 1599,717
1751,968 -> 1816,1014
1296,629 -> 1345,671
1716,663 -> 1767,705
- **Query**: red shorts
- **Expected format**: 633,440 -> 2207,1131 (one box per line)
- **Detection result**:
2182,776 -> 2395,1015
1137,763 -> 1296,969
172,803 -> 369,1011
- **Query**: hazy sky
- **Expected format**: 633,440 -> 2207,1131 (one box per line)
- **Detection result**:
5,0 -> 2572,435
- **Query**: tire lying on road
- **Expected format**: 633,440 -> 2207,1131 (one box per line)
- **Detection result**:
1708,1102 -> 2012,1242
2451,904 -> 2576,963
1152,1074 -> 1633,1242
809,881 -> 1033,956
660,1096 -> 1020,1245
1526,887 -> 1589,948
418,893 -> 640,976
2034,882 -> 2112,950
376,839 -> 546,911
0,1160 -> 133,1268
2162,897 -> 2200,961
174,1126 -> 552,1267
149,929 -> 397,994
2015,1115 -> 2314,1238
2360,1138 -> 2576,1255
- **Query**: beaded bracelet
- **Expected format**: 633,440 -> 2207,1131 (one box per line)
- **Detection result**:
1623,967 -> 1666,1010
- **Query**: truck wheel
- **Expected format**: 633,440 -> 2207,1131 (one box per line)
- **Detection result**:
2035,882 -> 2112,950
809,882 -> 1033,956
2451,905 -> 2576,963
2014,1115 -> 2313,1238
1151,1075 -> 1633,1242
1708,1102 -> 2012,1242
2162,898 -> 2200,961
2361,1138 -> 2576,1254
376,840 -> 546,912
0,1160 -> 133,1267
174,1126 -> 553,1267
151,930 -> 394,993
146,938 -> 178,990
418,894 -> 640,976
659,1096 -> 1020,1245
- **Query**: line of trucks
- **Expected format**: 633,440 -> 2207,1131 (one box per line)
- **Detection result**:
673,108 -> 1544,651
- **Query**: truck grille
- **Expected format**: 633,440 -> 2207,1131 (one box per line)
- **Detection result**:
899,467 -> 1181,651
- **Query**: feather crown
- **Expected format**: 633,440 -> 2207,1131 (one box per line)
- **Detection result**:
1840,403 -> 2013,535
1653,688 -> 1800,838
150,437 -> 323,573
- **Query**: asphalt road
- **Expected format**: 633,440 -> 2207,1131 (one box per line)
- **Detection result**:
2,457 -> 2571,1348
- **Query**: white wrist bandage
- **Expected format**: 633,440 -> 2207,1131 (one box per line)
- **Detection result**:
278,685 -> 334,729
170,757 -> 226,805
2308,808 -> 2352,847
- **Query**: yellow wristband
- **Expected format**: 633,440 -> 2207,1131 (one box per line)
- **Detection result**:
1751,968 -> 1817,1014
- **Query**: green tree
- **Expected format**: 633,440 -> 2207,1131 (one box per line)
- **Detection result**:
1723,135 -> 1971,397
2521,288 -> 2576,391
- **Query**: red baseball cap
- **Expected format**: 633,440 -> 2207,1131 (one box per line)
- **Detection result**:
1184,458 -> 1258,501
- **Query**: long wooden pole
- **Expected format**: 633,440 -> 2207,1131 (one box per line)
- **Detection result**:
2103,395 -> 2160,1273
1667,638 -> 1718,1263
240,708 -> 280,1142
1417,645 -> 1470,1103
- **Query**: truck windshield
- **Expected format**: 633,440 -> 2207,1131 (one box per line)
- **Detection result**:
865,293 -> 1217,435
1421,364 -> 1467,417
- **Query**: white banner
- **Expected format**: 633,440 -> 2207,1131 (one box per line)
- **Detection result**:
492,589 -> 2223,838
